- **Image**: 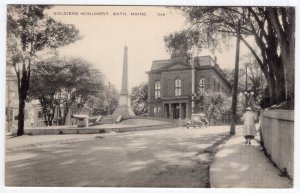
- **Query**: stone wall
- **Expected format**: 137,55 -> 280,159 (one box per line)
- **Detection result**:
260,110 -> 294,179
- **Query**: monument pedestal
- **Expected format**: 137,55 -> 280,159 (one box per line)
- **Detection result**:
113,105 -> 135,117
110,94 -> 135,119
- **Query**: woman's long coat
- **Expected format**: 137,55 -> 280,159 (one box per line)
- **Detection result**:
242,111 -> 257,136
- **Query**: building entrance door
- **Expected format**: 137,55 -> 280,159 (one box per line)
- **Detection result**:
172,103 -> 180,119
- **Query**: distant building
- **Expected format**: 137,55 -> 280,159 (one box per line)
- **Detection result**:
6,68 -> 19,131
147,53 -> 232,123
5,67 -> 90,130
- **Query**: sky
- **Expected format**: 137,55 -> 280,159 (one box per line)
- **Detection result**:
48,5 -> 250,93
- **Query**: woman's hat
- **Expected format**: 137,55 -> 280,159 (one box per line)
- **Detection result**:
246,107 -> 252,111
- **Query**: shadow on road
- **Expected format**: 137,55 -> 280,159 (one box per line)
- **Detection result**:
6,128 -> 231,187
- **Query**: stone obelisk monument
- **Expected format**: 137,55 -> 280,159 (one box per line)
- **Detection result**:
112,46 -> 135,117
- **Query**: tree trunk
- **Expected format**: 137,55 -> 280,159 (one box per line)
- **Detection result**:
43,114 -> 48,126
285,57 -> 294,108
208,104 -> 214,124
260,64 -> 275,106
286,8 -> 295,108
62,103 -> 71,125
17,95 -> 26,136
273,61 -> 286,103
267,7 -> 295,108
17,76 -> 29,136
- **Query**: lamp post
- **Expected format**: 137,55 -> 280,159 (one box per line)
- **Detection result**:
244,91 -> 254,107
244,64 -> 254,107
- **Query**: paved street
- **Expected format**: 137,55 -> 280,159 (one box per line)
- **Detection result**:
6,126 -> 229,187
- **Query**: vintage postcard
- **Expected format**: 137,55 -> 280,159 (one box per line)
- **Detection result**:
3,2 -> 297,192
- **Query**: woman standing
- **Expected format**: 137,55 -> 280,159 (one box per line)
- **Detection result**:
242,107 -> 257,145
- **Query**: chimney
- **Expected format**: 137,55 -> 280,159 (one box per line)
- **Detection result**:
214,56 -> 217,64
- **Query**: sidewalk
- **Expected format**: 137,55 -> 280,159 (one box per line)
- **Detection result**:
209,127 -> 292,188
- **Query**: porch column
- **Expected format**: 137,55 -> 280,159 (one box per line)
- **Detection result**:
169,103 -> 173,119
179,103 -> 182,119
186,102 -> 189,118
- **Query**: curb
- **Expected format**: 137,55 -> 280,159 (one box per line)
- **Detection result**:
14,123 -> 177,135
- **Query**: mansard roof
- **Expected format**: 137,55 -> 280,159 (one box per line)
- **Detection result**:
151,55 -> 218,72
151,59 -> 171,71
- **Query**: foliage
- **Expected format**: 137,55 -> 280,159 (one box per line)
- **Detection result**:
27,57 -> 65,125
131,83 -> 148,116
164,7 -> 295,108
194,89 -> 231,122
89,85 -> 119,116
240,53 -> 267,108
6,5 -> 80,135
221,53 -> 267,113
28,56 -> 104,125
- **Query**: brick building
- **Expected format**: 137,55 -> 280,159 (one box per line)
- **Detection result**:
147,53 -> 232,120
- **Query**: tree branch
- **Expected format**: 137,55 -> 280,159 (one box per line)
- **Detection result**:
280,7 -> 289,34
266,8 -> 288,51
240,36 -> 266,74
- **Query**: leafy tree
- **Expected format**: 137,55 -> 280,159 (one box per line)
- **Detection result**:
6,5 -> 80,135
28,57 -> 105,125
88,85 -> 119,116
220,53 -> 267,112
28,57 -> 65,125
164,7 -> 295,108
194,89 -> 231,124
241,53 -> 267,108
131,83 -> 148,116
60,57 -> 104,123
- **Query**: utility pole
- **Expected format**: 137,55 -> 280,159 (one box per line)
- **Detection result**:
230,21 -> 241,135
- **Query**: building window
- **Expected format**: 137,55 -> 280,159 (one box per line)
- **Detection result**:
175,78 -> 182,96
155,81 -> 161,99
199,78 -> 206,93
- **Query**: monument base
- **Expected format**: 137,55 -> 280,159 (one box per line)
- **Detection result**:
111,105 -> 135,118
103,105 -> 135,124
